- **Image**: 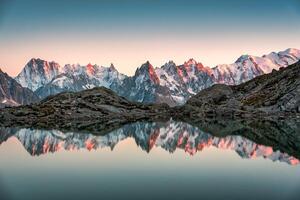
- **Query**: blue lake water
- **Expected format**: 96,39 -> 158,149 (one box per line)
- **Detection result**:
0,121 -> 299,200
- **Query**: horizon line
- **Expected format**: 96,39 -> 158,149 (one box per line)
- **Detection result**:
4,47 -> 297,77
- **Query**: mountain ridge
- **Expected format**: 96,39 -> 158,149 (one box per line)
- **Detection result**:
12,48 -> 300,106
0,48 -> 297,108
1,59 -> 300,131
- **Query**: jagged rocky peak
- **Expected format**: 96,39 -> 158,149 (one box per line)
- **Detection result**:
135,61 -> 160,84
86,63 -> 97,75
184,58 -> 198,66
27,58 -> 61,73
135,61 -> 151,74
0,68 -> 8,76
182,58 -> 211,74
63,63 -> 79,72
34,61 -> 128,100
109,63 -> 116,71
161,60 -> 177,74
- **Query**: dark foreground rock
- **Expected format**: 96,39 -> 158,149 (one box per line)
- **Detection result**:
0,87 -> 170,133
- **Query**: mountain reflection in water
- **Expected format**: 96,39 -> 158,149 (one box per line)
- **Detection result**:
1,120 -> 299,165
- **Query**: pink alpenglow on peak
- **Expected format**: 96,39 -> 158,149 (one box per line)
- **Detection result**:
148,62 -> 160,85
86,63 -> 96,76
184,58 -> 198,66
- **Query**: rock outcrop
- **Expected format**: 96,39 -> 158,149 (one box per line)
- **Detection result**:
0,87 -> 170,132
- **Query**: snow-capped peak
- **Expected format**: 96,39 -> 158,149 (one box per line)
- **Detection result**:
135,61 -> 153,74
213,48 -> 300,85
235,54 -> 252,63
134,61 -> 160,84
34,62 -> 128,99
279,48 -> 300,58
15,58 -> 61,91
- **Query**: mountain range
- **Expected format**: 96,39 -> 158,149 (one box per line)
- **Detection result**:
0,120 -> 298,165
1,59 -> 300,161
1,48 -> 298,107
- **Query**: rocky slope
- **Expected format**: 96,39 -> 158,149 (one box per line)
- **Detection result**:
0,68 -> 39,108
0,87 -> 170,132
179,60 -> 300,118
13,48 -> 300,106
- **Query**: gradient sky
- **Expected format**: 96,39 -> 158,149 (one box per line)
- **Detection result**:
0,0 -> 300,76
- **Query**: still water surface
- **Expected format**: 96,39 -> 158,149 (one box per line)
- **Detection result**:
0,121 -> 299,200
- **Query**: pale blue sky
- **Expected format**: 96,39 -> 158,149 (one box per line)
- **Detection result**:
0,0 -> 299,76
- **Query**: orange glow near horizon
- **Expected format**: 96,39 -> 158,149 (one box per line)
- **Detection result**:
0,34 -> 299,77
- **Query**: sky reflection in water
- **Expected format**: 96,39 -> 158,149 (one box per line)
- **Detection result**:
0,120 -> 300,200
